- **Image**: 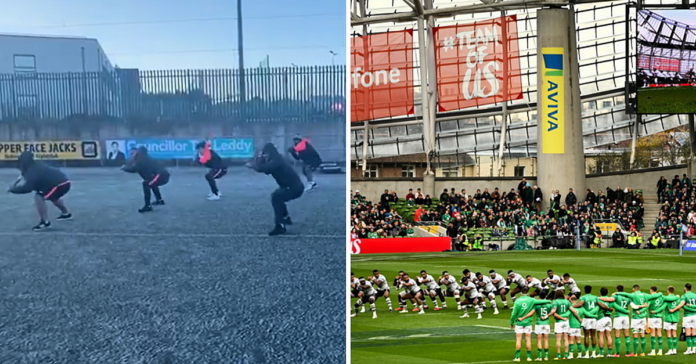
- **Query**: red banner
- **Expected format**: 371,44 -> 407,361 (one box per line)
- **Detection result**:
639,55 -> 681,72
351,30 -> 415,123
350,237 -> 451,254
433,15 -> 523,112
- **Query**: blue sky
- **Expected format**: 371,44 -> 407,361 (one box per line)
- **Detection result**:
0,0 -> 345,70
654,10 -> 696,27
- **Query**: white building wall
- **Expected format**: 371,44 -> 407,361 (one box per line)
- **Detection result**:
0,34 -> 113,74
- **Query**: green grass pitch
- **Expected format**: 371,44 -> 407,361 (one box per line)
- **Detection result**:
350,250 -> 696,363
636,86 -> 696,114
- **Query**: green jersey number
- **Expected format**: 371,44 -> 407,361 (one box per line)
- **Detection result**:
638,297 -> 645,304
620,301 -> 628,309
689,299 -> 696,305
540,308 -> 548,317
588,302 -> 596,310
560,305 -> 568,313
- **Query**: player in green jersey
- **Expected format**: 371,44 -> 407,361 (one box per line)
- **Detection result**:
573,285 -> 599,358
567,297 -> 586,359
669,283 -> 696,355
598,285 -> 635,356
551,290 -> 572,360
654,286 -> 681,355
646,286 -> 665,356
614,284 -> 651,356
510,287 -> 552,362
595,287 -> 617,357
519,291 -> 554,361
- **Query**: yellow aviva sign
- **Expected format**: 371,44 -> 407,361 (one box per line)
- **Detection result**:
541,47 -> 564,154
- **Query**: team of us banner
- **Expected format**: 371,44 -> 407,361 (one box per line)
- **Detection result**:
350,15 -> 523,123
0,138 -> 254,161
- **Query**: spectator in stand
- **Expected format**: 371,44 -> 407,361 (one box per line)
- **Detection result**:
672,175 -> 681,190
380,189 -> 394,205
565,188 -> 577,206
424,194 -> 432,206
648,230 -> 664,249
447,222 -> 459,249
406,188 -> 415,202
585,189 -> 596,205
606,187 -> 616,204
683,174 -> 692,189
440,188 -> 450,203
482,188 -> 492,201
414,206 -> 424,222
415,189 -> 425,205
612,228 -> 625,248
533,186 -> 543,212
657,176 -> 668,203
616,186 -> 624,203
491,188 -> 501,201
506,188 -> 517,202
627,231 -> 639,249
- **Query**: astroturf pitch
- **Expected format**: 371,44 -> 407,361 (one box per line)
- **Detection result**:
351,249 -> 696,364
636,86 -> 696,114
0,167 -> 345,364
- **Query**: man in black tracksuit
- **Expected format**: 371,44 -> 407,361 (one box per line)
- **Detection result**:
251,143 -> 304,235
287,135 -> 322,192
8,151 -> 72,231
195,141 -> 227,200
122,146 -> 170,213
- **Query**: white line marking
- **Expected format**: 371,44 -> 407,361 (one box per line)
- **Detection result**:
352,331 -> 510,342
0,231 -> 344,239
449,361 -> 511,364
475,324 -> 510,330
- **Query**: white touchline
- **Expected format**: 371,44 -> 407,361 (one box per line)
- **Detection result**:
0,231 -> 344,240
475,324 -> 510,330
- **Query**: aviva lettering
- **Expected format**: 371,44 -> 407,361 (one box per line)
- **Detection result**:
546,80 -> 559,132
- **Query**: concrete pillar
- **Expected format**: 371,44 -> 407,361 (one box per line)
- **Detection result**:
423,171 -> 435,200
688,114 -> 696,179
536,7 -> 586,210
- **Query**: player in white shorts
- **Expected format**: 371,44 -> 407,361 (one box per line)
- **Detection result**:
669,283 -> 696,355
490,270 -> 511,309
394,271 -> 416,311
439,271 -> 461,308
476,272 -> 500,314
419,270 -> 447,310
351,277 -> 378,319
526,275 -> 549,298
562,273 -> 582,299
508,270 -> 528,303
459,276 -> 483,319
595,287 -> 616,357
369,269 -> 393,311
398,273 -> 425,314
350,272 -> 361,298
544,270 -> 564,296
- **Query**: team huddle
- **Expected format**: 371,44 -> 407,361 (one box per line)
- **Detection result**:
350,269 -> 696,360
6,135 -> 322,236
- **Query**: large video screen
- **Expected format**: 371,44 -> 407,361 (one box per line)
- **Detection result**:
636,9 -> 696,114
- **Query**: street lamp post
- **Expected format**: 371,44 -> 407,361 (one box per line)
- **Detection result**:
330,50 -> 338,66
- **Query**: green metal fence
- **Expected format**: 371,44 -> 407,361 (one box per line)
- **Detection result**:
0,65 -> 345,123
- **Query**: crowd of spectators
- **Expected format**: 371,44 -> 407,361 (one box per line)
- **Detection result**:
350,189 -> 415,239
654,174 -> 696,238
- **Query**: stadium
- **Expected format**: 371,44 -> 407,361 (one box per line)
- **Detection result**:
350,0 -> 696,363
636,9 -> 696,114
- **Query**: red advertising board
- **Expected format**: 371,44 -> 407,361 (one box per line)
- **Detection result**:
433,15 -> 523,112
351,30 -> 415,123
350,237 -> 451,254
639,55 -> 681,72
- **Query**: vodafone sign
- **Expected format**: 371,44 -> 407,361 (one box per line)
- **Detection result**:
350,30 -> 415,123
434,16 -> 523,112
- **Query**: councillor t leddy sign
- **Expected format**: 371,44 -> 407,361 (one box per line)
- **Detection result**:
434,15 -> 522,112
0,141 -> 100,160
350,237 -> 451,254
351,30 -> 415,123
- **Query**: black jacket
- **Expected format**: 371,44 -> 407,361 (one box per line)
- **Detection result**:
198,148 -> 226,170
122,146 -> 169,181
255,143 -> 304,190
534,187 -> 543,202
288,139 -> 322,168
565,192 -> 577,206
10,151 -> 68,195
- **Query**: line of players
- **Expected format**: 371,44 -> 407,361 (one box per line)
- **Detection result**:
350,269 -> 696,359
509,283 -> 696,361
350,269 -> 579,320
638,67 -> 696,87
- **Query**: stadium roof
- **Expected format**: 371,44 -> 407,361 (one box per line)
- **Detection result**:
350,0 -> 688,162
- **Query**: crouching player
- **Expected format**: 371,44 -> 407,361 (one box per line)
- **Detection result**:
351,277 -> 378,319
398,273 -> 425,314
439,271 -> 459,309
287,134 -> 321,192
369,269 -> 393,312
419,270 -> 447,310
477,272 -> 500,314
195,141 -> 227,200
511,287 -> 552,362
459,276 -> 484,319
122,146 -> 170,213
8,151 -> 72,230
